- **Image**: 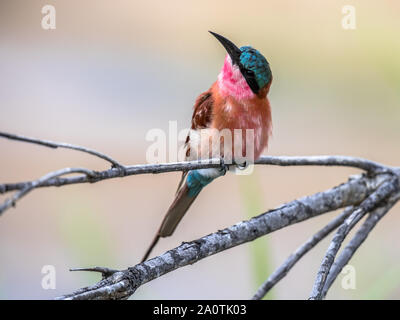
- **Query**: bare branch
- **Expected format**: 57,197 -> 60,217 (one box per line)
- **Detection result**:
1,155 -> 387,195
0,153 -> 396,217
70,267 -> 119,280
0,131 -> 124,168
309,176 -> 399,300
0,158 -> 224,195
1,131 -> 399,299
0,167 -> 98,216
256,155 -> 391,173
57,172 -> 394,300
251,206 -> 354,300
1,130 -> 387,173
321,192 -> 400,298
0,132 -> 395,196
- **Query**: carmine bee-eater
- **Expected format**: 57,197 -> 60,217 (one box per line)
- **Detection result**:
142,31 -> 273,262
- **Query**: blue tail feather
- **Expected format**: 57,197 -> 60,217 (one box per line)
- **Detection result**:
158,168 -> 224,237
186,169 -> 219,197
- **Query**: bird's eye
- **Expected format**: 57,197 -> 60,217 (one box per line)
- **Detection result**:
245,69 -> 254,76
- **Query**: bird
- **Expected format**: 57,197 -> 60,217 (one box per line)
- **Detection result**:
141,31 -> 273,262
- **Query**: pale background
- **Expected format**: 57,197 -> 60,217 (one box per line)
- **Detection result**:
0,1 -> 399,299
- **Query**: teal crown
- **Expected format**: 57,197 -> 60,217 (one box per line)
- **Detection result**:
239,46 -> 272,90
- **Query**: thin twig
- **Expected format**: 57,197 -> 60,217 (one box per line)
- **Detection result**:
251,206 -> 354,300
1,130 -> 399,299
70,267 -> 119,280
256,155 -> 390,173
0,158 -> 224,194
0,131 -> 390,173
0,131 -> 124,168
309,177 -> 399,300
0,155 -> 393,195
1,155 -> 393,217
321,192 -> 400,298
0,168 -> 98,216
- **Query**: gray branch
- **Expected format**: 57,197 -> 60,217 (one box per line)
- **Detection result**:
309,176 -> 399,299
57,172 -> 399,300
0,132 -> 397,218
70,267 -> 119,280
1,131 -> 399,300
251,206 -> 354,300
256,155 -> 391,173
0,159 -> 224,194
0,131 -> 124,168
321,192 -> 400,298
1,155 -> 391,195
0,168 -> 98,216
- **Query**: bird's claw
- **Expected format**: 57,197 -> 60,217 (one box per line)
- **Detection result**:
219,158 -> 229,176
236,161 -> 247,170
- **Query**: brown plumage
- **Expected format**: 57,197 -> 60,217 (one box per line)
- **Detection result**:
141,33 -> 273,262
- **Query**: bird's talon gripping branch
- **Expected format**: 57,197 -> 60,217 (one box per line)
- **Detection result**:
219,158 -> 229,175
236,161 -> 247,170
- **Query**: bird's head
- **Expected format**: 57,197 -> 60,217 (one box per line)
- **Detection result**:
210,31 -> 272,98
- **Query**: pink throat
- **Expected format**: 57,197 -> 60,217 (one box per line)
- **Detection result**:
217,55 -> 255,100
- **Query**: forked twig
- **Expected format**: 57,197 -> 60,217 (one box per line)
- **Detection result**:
1,131 -> 399,300
252,206 -> 354,300
309,177 -> 399,299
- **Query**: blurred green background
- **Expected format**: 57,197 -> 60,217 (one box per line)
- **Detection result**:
0,0 -> 399,299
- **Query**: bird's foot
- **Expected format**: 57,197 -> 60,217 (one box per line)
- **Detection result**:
236,161 -> 247,170
219,158 -> 229,176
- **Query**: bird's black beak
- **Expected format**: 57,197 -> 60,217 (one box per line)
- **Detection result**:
209,31 -> 241,65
